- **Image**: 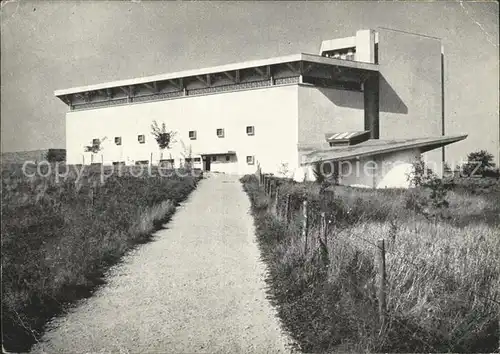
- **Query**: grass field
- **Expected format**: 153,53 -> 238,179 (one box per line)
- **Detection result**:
1,164 -> 201,352
242,174 -> 500,353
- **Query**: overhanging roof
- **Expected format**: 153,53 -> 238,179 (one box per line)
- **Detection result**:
54,53 -> 379,97
300,135 -> 467,165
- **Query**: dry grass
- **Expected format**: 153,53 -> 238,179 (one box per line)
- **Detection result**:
1,164 -> 201,352
241,174 -> 500,353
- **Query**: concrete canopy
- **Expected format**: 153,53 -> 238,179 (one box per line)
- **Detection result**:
299,134 -> 467,165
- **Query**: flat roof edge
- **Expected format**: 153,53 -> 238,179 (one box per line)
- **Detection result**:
54,53 -> 379,97
54,54 -> 304,96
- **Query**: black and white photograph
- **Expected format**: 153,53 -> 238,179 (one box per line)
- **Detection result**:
1,0 -> 499,353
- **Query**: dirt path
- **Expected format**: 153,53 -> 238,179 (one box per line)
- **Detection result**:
32,174 -> 294,353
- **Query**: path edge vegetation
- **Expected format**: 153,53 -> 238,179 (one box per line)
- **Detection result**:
240,174 -> 499,353
2,166 -> 202,352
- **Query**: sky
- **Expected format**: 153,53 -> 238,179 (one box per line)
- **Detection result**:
1,0 -> 499,165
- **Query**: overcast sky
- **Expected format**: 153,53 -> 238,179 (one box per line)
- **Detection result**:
1,0 -> 498,164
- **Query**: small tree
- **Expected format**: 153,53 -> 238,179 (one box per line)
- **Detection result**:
151,120 -> 177,160
277,162 -> 291,179
460,150 -> 496,177
312,162 -> 326,184
406,155 -> 450,220
84,137 -> 106,163
180,141 -> 193,169
443,162 -> 452,177
407,154 -> 434,187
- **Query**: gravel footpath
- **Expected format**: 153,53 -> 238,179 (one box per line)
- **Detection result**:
32,173 -> 295,354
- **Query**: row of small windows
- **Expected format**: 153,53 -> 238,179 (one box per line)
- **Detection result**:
112,155 -> 254,165
93,126 -> 255,146
190,126 -> 254,140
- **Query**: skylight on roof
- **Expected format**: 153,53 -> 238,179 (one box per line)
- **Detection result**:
325,131 -> 371,146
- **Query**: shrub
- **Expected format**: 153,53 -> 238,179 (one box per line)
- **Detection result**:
45,149 -> 66,162
460,150 -> 496,177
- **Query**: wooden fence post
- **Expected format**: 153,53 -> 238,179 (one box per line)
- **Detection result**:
275,184 -> 280,217
302,200 -> 309,253
286,194 -> 291,223
377,239 -> 387,332
90,182 -> 96,206
320,212 -> 327,247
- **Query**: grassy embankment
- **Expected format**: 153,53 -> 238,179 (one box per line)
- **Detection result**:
241,174 -> 500,353
2,164 -> 201,352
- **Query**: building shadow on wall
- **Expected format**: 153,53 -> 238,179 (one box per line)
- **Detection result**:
317,75 -> 408,114
318,87 -> 364,110
379,75 -> 408,114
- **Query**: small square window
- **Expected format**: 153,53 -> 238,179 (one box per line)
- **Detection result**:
194,157 -> 201,162
92,138 -> 100,146
246,156 -> 255,165
246,126 -> 254,135
115,137 -> 122,145
189,130 -> 197,140
185,158 -> 192,163
225,155 -> 230,162
212,156 -> 217,162
138,135 -> 145,144
135,160 -> 149,165
216,128 -> 224,138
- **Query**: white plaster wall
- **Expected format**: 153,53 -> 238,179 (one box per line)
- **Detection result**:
301,149 -> 420,189
338,158 -> 377,188
375,149 -> 419,188
297,85 -> 365,145
66,85 -> 299,175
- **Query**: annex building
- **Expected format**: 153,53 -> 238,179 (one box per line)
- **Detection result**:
55,27 -> 466,188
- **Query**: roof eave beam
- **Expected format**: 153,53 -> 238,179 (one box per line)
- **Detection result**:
119,86 -> 130,96
143,82 -> 159,93
285,62 -> 300,75
60,95 -> 72,105
301,62 -> 314,75
167,79 -> 182,90
76,92 -> 90,102
253,66 -> 265,78
222,71 -> 235,82
195,75 -> 211,87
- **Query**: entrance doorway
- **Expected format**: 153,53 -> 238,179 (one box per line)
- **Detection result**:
203,156 -> 211,171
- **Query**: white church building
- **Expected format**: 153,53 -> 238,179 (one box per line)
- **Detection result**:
55,27 -> 466,188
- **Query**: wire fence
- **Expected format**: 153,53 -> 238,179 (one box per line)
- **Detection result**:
256,170 -> 500,351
